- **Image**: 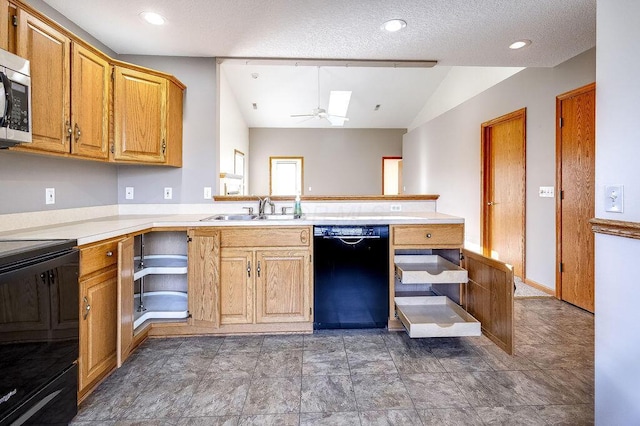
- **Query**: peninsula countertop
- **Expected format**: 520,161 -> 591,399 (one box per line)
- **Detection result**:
0,211 -> 464,246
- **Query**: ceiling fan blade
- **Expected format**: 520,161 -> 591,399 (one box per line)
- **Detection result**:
327,114 -> 349,121
290,114 -> 315,118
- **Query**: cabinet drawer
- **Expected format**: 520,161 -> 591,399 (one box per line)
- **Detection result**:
392,224 -> 463,247
395,296 -> 480,338
79,239 -> 119,277
221,227 -> 311,248
395,255 -> 468,284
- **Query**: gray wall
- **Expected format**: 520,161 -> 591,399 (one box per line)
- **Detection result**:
249,128 -> 404,196
0,0 -> 120,215
116,55 -> 217,205
403,48 -> 596,290
595,1 -> 640,423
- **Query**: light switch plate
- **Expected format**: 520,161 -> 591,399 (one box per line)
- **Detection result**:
164,187 -> 172,200
605,185 -> 624,213
45,188 -> 55,205
125,187 -> 134,200
203,187 -> 212,199
539,186 -> 554,198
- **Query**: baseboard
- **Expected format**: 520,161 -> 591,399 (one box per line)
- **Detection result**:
523,278 -> 555,296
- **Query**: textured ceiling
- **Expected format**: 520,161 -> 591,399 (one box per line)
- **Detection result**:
43,0 -> 595,67
41,0 -> 596,129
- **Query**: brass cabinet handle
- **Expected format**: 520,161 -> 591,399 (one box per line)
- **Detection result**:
74,123 -> 81,141
83,296 -> 91,319
162,139 -> 166,155
247,260 -> 251,278
257,261 -> 261,278
487,201 -> 499,206
106,251 -> 113,257
65,121 -> 73,140
426,233 -> 432,238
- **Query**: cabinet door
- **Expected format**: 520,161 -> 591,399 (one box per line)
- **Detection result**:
165,80 -> 183,167
462,249 -> 514,354
113,66 -> 167,163
0,0 -> 8,51
79,268 -> 118,394
117,237 -> 134,367
71,43 -> 109,160
219,249 -> 253,325
255,250 -> 310,323
188,229 -> 221,327
16,9 -> 70,153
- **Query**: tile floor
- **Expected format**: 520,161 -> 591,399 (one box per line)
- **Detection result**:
71,298 -> 594,425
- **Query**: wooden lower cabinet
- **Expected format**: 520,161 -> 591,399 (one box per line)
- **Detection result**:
219,248 -> 311,325
78,268 -> 117,396
390,224 -> 515,354
219,227 -> 312,327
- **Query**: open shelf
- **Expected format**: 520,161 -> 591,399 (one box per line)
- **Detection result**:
394,296 -> 480,338
134,254 -> 188,280
134,291 -> 188,329
394,255 -> 468,284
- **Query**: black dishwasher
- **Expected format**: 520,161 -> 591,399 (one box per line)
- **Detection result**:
313,225 -> 389,329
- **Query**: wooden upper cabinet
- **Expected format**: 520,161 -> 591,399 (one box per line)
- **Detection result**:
16,9 -> 70,154
0,0 -> 9,51
70,44 -> 109,160
112,66 -> 167,164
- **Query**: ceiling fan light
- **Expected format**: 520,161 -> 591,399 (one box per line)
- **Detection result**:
381,19 -> 407,33
140,11 -> 166,26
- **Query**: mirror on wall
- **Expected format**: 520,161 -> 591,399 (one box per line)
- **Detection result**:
217,58 -> 448,196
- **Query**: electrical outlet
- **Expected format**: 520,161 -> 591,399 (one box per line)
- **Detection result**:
390,204 -> 402,212
125,187 -> 134,200
203,187 -> 212,199
164,187 -> 172,200
45,188 -> 55,205
539,186 -> 555,198
605,185 -> 624,213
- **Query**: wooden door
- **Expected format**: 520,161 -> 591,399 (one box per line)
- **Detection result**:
187,229 -> 221,327
71,43 -> 110,160
219,249 -> 253,325
463,249 -> 514,354
16,10 -> 70,153
556,84 -> 596,312
117,237 -> 134,367
481,108 -> 526,279
113,66 -> 167,163
79,269 -> 117,393
255,250 -> 310,323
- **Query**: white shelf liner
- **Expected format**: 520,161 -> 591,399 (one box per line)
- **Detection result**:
134,291 -> 188,329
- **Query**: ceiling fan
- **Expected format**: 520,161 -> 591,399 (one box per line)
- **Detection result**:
290,67 -> 350,123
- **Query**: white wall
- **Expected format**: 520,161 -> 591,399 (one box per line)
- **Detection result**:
594,1 -> 640,423
403,48 -> 595,289
219,66 -> 250,194
249,128 -> 404,196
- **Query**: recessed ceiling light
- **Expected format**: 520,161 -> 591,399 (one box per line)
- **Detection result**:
509,39 -> 532,50
381,19 -> 407,33
139,11 -> 166,26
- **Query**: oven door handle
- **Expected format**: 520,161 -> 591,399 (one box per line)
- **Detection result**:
0,71 -> 13,128
0,250 -> 78,282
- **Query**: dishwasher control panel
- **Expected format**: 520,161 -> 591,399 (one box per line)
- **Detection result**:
314,225 -> 389,238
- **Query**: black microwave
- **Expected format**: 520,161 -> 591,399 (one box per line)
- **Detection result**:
0,48 -> 31,148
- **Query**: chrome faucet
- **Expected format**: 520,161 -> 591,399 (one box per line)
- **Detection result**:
258,196 -> 275,216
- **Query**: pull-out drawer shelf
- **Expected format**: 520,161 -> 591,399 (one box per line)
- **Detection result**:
394,255 -> 468,284
395,296 -> 480,338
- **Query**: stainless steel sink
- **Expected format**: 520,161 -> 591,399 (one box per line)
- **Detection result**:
257,214 -> 297,220
200,214 -> 299,221
200,214 -> 258,221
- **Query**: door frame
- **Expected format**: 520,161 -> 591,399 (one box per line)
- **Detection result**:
555,82 -> 596,302
480,108 -> 527,278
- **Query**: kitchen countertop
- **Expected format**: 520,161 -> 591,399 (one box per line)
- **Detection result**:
0,211 -> 463,246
